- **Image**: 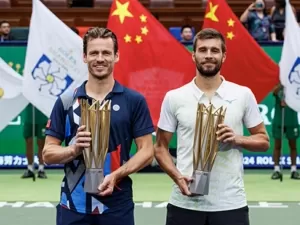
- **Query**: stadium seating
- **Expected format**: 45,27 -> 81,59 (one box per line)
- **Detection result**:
10,0 -> 31,7
0,0 -> 11,8
1,0 -> 299,34
10,27 -> 29,40
149,0 -> 174,8
42,0 -> 68,7
174,0 -> 201,8
94,0 -> 112,7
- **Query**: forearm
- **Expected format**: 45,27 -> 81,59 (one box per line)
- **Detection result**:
240,10 -> 249,23
235,134 -> 270,152
271,32 -> 276,41
113,147 -> 154,180
154,145 -> 181,181
43,144 -> 77,165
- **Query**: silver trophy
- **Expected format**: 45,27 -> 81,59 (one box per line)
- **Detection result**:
80,99 -> 111,194
189,103 -> 226,195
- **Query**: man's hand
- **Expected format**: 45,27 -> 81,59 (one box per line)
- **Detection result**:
98,174 -> 117,196
216,124 -> 236,144
70,125 -> 91,157
174,175 -> 193,196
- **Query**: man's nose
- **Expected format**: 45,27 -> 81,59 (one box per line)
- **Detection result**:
205,51 -> 213,58
96,54 -> 105,61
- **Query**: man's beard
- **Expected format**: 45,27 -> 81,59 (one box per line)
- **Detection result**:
196,60 -> 222,77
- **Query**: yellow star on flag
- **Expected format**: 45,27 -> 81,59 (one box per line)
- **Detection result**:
227,18 -> 235,27
227,32 -> 235,40
141,26 -> 149,35
140,14 -> 147,23
111,0 -> 133,24
205,2 -> 219,22
124,34 -> 131,43
135,35 -> 142,44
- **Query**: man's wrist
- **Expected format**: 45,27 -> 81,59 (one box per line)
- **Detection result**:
171,171 -> 183,183
234,135 -> 243,147
68,145 -> 79,158
111,166 -> 125,182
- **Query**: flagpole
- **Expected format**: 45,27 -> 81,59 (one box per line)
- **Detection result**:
32,104 -> 36,182
280,106 -> 284,182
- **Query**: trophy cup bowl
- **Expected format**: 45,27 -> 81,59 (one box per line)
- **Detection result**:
80,99 -> 111,194
189,103 -> 226,196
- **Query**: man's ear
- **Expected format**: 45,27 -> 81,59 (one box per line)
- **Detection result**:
192,51 -> 196,63
114,52 -> 120,63
222,52 -> 226,63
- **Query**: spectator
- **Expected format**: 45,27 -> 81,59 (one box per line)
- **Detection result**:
0,21 -> 15,42
240,0 -> 277,42
270,0 -> 296,41
180,25 -> 194,43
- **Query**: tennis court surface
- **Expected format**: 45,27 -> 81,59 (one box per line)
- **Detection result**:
1,170 -> 300,225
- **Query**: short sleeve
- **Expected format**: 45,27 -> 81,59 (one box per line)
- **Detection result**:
157,92 -> 177,133
243,88 -> 263,128
247,11 -> 256,23
132,95 -> 155,139
45,97 -> 66,141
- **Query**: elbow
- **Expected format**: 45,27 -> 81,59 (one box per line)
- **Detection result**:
261,141 -> 270,152
42,147 -> 53,165
259,136 -> 270,152
42,149 -> 50,165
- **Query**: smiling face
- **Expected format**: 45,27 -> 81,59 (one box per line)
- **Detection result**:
83,28 -> 119,81
192,29 -> 226,78
84,37 -> 119,80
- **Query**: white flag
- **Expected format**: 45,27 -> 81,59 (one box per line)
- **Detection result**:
22,0 -> 87,117
279,0 -> 300,112
0,57 -> 29,132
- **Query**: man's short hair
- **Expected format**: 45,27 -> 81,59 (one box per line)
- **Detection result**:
181,25 -> 192,34
0,20 -> 9,27
193,28 -> 226,53
83,27 -> 118,54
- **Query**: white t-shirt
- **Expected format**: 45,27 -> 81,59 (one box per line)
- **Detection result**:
157,77 -> 263,212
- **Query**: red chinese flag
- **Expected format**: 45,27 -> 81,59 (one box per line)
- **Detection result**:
107,0 -> 195,126
203,0 -> 279,102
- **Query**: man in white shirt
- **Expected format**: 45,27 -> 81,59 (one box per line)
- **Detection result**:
154,28 -> 270,225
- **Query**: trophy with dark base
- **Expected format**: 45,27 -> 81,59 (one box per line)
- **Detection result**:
80,99 -> 111,194
189,103 -> 226,196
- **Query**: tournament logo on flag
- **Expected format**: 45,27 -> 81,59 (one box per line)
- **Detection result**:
22,0 -> 87,117
279,0 -> 300,112
287,57 -> 300,97
32,54 -> 74,96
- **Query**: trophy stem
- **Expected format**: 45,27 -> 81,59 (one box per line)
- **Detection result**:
189,170 -> 210,196
84,168 -> 105,194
